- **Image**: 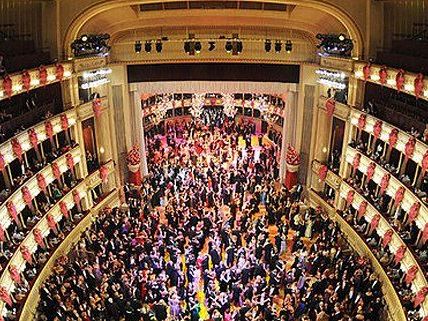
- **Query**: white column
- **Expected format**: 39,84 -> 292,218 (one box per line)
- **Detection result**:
279,91 -> 298,182
130,86 -> 149,176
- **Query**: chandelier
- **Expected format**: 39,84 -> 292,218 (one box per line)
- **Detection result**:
153,94 -> 172,125
190,93 -> 205,118
222,93 -> 237,118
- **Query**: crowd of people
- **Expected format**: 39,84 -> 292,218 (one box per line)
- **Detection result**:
36,117 -> 386,321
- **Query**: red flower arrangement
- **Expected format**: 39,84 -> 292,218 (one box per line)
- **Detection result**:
366,162 -> 376,182
409,202 -> 421,223
59,201 -> 69,219
318,164 -> 328,181
394,187 -> 405,207
388,128 -> 399,150
373,120 -> 382,139
395,69 -> 405,92
394,245 -> 407,264
21,70 -> 31,92
357,201 -> 367,220
413,286 -> 428,308
422,151 -> 428,174
414,73 -> 425,99
2,75 -> 13,98
382,229 -> 393,248
405,265 -> 418,285
73,190 -> 81,206
21,186 -> 33,206
66,153 -> 74,170
379,66 -> 388,85
6,201 -> 18,223
286,145 -> 301,165
99,165 -> 109,183
55,63 -> 64,81
346,190 -> 355,206
28,128 -> 38,149
36,173 -> 47,193
60,114 -> 69,131
126,145 -> 141,166
39,65 -> 48,87
20,245 -> 32,263
363,63 -> 371,81
33,228 -> 45,247
92,98 -> 102,118
369,214 -> 381,234
405,136 -> 416,159
51,162 -> 61,180
45,120 -> 54,139
9,265 -> 21,284
380,174 -> 390,194
11,138 -> 23,162
47,214 -> 57,230
325,98 -> 335,118
0,153 -> 4,171
352,153 -> 361,171
357,114 -> 366,131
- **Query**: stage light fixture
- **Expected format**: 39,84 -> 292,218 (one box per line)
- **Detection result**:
155,40 -> 162,53
184,41 -> 191,54
225,41 -> 233,53
274,41 -> 281,53
145,41 -> 152,53
338,34 -> 346,41
81,35 -> 88,42
194,41 -> 202,54
208,41 -> 216,51
285,40 -> 293,53
134,41 -> 142,53
264,39 -> 272,52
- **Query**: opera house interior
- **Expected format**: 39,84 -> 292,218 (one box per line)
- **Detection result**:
1,0 -> 428,320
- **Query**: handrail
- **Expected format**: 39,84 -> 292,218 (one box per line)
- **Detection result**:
339,181 -> 428,315
0,109 -> 77,168
0,162 -> 116,317
308,189 -> 407,321
0,63 -> 73,102
17,189 -> 119,321
350,108 -> 428,165
353,62 -> 428,102
346,146 -> 428,230
0,146 -> 81,228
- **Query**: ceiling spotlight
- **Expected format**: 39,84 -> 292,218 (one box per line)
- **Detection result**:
264,39 -> 272,52
208,41 -> 216,51
145,41 -> 152,53
338,34 -> 346,41
134,40 -> 142,53
285,40 -> 293,53
194,41 -> 202,54
81,35 -> 88,42
274,41 -> 281,53
225,41 -> 233,53
155,40 -> 162,53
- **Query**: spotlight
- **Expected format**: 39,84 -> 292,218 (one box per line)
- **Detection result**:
155,40 -> 162,53
145,41 -> 152,53
274,41 -> 281,53
338,34 -> 346,41
81,35 -> 88,42
208,41 -> 216,51
134,40 -> 142,53
285,40 -> 293,53
194,41 -> 202,54
264,39 -> 272,52
225,41 -> 233,53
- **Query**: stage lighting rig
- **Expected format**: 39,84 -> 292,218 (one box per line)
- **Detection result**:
264,39 -> 272,52
71,34 -> 111,57
134,41 -> 142,53
285,40 -> 293,53
316,33 -> 353,56
274,41 -> 281,53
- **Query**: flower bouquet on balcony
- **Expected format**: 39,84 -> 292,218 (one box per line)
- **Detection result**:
126,145 -> 141,173
286,145 -> 301,172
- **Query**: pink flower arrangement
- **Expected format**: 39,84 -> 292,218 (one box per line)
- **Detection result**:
286,145 -> 301,165
126,145 -> 141,165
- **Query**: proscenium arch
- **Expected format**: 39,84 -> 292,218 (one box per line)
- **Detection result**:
63,0 -> 365,59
